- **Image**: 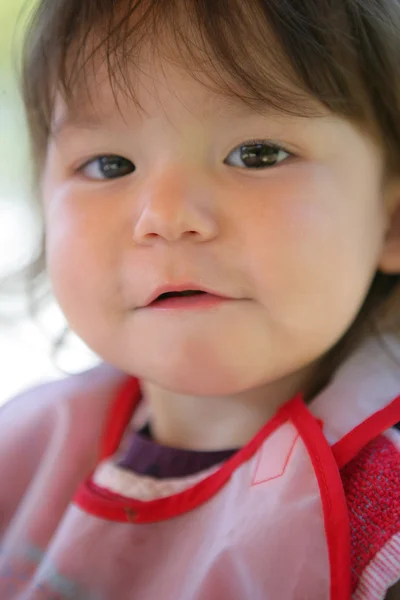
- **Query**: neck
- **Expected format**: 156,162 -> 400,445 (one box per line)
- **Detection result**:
140,362 -> 318,451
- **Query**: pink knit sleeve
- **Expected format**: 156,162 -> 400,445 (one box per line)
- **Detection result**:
341,429 -> 400,599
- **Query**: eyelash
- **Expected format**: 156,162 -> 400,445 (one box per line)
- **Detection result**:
224,140 -> 292,169
75,140 -> 293,181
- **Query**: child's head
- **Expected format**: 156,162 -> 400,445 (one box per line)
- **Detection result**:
19,0 -> 400,399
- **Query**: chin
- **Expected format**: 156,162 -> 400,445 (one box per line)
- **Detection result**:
134,355 -> 256,397
151,377 -> 244,397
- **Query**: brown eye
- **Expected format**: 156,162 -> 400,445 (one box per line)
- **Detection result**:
79,155 -> 135,180
224,142 -> 290,169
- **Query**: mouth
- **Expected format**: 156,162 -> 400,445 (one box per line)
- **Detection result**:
143,286 -> 230,310
154,290 -> 206,303
150,289 -> 211,307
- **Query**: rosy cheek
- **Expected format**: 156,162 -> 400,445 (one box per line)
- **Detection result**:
43,189 -> 90,281
234,171 -> 342,287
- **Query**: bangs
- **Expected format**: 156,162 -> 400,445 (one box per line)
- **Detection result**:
22,0 -> 375,160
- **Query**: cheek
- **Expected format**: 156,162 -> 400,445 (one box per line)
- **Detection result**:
234,165 -> 384,310
43,187 -> 119,316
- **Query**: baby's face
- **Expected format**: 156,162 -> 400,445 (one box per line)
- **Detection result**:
42,57 -> 391,397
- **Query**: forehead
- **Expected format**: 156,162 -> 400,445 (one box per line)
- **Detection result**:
52,50 -> 328,139
50,2 -> 331,138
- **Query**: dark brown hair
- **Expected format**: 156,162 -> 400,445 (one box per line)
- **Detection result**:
10,0 -> 400,389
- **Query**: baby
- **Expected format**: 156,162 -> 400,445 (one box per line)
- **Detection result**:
1,0 -> 400,598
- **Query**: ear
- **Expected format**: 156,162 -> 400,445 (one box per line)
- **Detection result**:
378,179 -> 400,274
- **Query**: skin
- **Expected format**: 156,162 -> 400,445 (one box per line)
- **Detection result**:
41,55 -> 400,451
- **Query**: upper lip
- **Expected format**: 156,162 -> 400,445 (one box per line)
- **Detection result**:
142,283 -> 230,307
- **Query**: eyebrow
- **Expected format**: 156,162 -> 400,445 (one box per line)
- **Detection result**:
50,96 -> 320,142
51,104 -> 272,141
50,111 -> 106,141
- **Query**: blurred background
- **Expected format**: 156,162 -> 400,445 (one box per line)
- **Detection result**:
0,0 -> 98,405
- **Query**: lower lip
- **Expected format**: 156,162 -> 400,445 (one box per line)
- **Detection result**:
147,294 -> 230,310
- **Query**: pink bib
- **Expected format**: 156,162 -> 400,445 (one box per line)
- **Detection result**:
1,337 -> 400,599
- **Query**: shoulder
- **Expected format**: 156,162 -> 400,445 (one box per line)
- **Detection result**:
0,363 -> 127,452
340,429 -> 400,598
0,364 -> 128,533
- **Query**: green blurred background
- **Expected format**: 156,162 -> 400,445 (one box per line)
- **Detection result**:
0,1 -> 28,65
0,0 -> 33,202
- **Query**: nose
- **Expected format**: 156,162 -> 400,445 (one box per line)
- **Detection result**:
132,167 -> 219,245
